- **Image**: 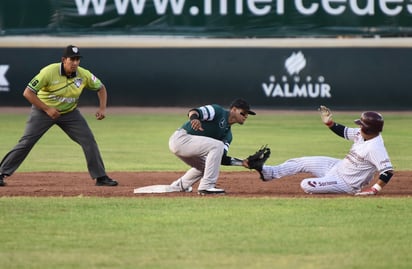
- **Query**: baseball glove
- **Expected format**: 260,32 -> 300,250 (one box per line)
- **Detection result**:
247,145 -> 271,171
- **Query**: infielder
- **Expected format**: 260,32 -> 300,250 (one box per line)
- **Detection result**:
255,106 -> 393,195
0,45 -> 118,187
168,98 -> 262,195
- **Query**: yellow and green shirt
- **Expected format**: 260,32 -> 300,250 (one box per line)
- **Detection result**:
27,63 -> 103,114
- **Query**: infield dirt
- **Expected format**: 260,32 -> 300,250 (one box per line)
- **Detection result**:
0,171 -> 410,197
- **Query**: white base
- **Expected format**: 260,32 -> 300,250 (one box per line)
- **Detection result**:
133,185 -> 175,194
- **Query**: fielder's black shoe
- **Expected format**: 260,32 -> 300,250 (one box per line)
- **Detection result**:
0,174 -> 5,187
96,176 -> 118,186
197,187 -> 225,195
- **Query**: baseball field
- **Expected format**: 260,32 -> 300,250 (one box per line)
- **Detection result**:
0,106 -> 411,269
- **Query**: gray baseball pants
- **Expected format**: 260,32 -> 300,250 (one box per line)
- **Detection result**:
168,128 -> 224,191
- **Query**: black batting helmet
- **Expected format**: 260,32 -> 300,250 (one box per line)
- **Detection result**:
354,111 -> 384,134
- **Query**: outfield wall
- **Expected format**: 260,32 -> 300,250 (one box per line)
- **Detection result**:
0,37 -> 411,110
2,0 -> 412,37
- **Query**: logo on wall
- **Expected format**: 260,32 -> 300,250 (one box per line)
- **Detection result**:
0,65 -> 10,92
261,51 -> 331,99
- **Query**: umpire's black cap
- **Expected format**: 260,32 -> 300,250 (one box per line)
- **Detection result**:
63,45 -> 82,58
230,98 -> 256,115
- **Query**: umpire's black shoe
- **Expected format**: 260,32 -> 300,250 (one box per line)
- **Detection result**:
96,176 -> 118,186
0,174 -> 5,187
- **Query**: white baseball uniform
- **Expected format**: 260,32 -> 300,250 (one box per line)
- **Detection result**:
261,127 -> 393,194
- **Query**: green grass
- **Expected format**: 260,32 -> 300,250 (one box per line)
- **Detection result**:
0,111 -> 411,171
0,197 -> 411,269
0,109 -> 411,269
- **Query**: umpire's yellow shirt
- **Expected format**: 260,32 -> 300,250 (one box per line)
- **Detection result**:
27,63 -> 103,114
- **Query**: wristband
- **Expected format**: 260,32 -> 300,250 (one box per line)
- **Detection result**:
372,183 -> 382,192
189,114 -> 199,121
230,158 -> 243,166
379,171 -> 393,183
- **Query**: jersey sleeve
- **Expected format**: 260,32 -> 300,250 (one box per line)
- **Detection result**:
197,104 -> 219,121
222,131 -> 233,152
83,69 -> 103,91
27,67 -> 49,93
369,149 -> 393,173
88,73 -> 102,91
344,127 -> 361,141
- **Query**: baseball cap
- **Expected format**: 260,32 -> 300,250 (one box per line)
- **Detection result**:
230,98 -> 256,115
62,45 -> 82,58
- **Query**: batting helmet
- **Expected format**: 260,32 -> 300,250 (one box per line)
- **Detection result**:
354,111 -> 384,134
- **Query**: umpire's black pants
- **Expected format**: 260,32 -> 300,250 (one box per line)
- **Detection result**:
0,107 -> 106,179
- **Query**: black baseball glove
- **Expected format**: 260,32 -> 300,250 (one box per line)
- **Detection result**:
247,145 -> 271,172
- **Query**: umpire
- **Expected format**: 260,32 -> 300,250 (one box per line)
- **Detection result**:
0,45 -> 118,187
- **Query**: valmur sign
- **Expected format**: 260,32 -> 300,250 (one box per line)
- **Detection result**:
1,0 -> 412,36
1,47 -> 412,109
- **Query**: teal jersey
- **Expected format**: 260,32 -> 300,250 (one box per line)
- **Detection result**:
182,104 -> 233,145
27,63 -> 103,114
